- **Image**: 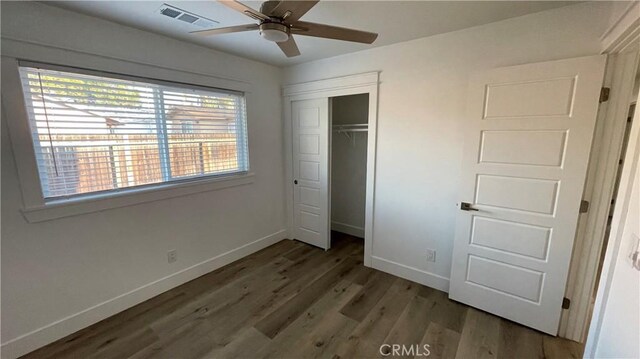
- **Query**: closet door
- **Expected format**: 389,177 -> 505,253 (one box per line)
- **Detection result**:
292,98 -> 330,249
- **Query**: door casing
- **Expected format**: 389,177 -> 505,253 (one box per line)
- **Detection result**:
561,49 -> 640,342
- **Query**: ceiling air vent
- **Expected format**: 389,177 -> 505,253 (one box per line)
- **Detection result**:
177,13 -> 199,24
158,4 -> 218,28
160,7 -> 181,18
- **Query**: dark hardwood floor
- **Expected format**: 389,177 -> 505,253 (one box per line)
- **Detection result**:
22,233 -> 583,359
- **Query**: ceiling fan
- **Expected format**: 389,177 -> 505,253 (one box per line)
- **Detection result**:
191,0 -> 378,57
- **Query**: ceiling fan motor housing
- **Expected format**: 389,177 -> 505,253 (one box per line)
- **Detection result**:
260,1 -> 281,17
259,22 -> 290,42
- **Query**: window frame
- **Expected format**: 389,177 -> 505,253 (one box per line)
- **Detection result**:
2,54 -> 254,223
19,62 -> 250,200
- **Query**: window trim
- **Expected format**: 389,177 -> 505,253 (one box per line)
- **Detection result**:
2,46 -> 255,223
21,172 -> 255,223
18,60 -> 246,97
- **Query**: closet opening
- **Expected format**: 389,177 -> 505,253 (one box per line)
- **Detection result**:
329,93 -> 370,247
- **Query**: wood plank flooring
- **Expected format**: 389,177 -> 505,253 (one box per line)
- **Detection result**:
22,233 -> 584,359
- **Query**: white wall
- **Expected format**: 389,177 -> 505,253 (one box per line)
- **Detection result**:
586,89 -> 640,359
594,145 -> 640,358
605,1 -> 636,29
331,94 -> 369,237
284,2 -> 613,289
1,2 -> 285,357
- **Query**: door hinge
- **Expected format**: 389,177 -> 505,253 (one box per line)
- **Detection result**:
599,87 -> 610,103
562,297 -> 571,309
580,200 -> 590,213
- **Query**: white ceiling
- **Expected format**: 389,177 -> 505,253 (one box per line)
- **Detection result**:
51,1 -> 578,67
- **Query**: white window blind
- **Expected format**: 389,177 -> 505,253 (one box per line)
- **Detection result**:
18,65 -> 249,200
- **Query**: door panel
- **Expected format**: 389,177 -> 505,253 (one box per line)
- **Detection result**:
449,55 -> 606,335
292,98 -> 330,249
479,130 -> 567,166
483,77 -> 576,118
475,175 -> 559,214
470,217 -> 551,259
466,255 -> 544,302
299,161 -> 320,181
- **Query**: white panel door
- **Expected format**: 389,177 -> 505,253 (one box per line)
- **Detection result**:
292,98 -> 330,249
449,55 -> 606,335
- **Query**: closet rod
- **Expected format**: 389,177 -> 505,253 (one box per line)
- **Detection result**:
332,123 -> 368,132
333,128 -> 368,132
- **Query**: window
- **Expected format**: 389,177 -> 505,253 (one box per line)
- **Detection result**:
18,65 -> 249,200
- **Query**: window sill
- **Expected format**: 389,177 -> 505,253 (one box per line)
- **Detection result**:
21,172 -> 255,223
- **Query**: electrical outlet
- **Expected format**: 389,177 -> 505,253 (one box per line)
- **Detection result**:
167,250 -> 177,263
426,249 -> 436,263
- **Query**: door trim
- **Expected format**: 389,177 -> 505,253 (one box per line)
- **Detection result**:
600,1 -> 640,54
560,48 -> 640,341
584,64 -> 640,359
283,72 -> 379,264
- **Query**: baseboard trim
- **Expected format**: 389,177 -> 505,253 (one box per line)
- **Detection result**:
371,256 -> 450,292
331,221 -> 364,238
1,229 -> 288,359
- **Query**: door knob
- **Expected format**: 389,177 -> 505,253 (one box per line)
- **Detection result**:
460,202 -> 479,211
294,179 -> 298,185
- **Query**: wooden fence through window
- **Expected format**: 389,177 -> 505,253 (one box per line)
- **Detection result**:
39,133 -> 239,196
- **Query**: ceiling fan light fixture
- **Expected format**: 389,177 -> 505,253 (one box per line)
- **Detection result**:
259,23 -> 290,42
199,0 -> 378,57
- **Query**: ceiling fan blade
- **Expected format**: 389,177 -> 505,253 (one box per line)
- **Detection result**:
218,0 -> 269,21
291,21 -> 378,44
277,36 -> 301,57
267,1 -> 319,22
190,24 -> 259,36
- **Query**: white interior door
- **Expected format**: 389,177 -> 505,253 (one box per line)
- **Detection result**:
449,55 -> 606,335
292,98 -> 330,249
